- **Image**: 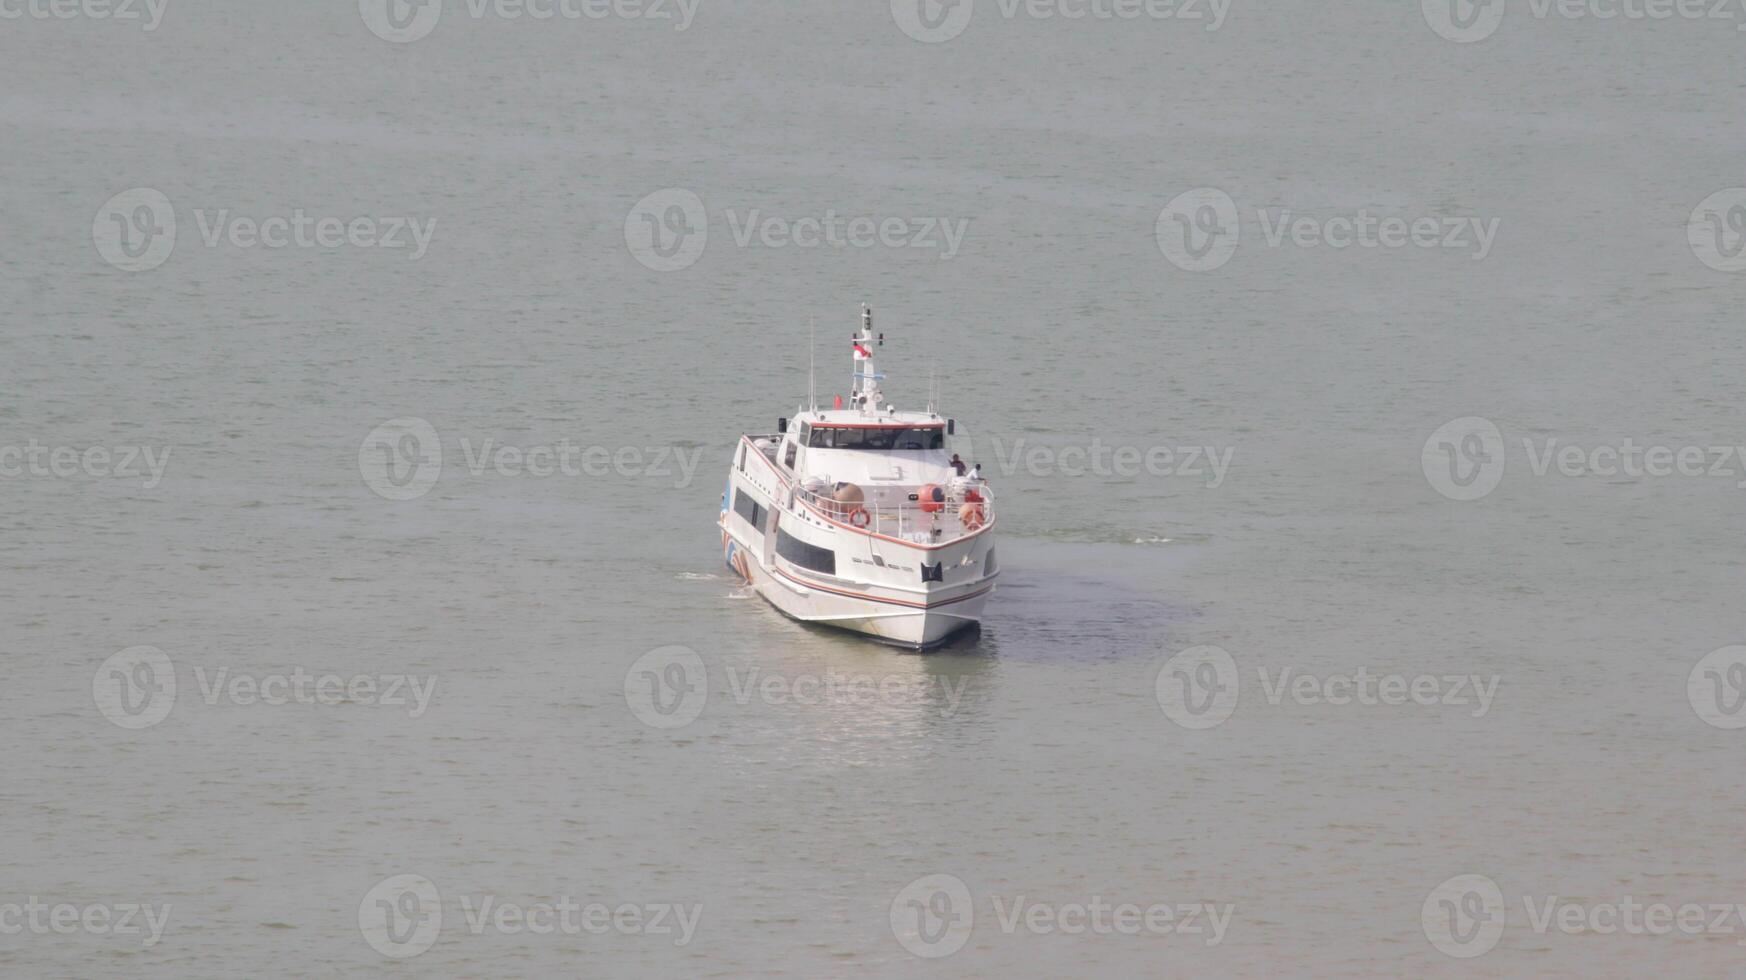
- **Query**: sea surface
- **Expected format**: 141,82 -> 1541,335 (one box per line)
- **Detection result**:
3,1 -> 1745,975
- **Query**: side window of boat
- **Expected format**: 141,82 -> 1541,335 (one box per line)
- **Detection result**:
733,489 -> 767,533
775,528 -> 835,575
784,440 -> 797,469
737,444 -> 746,472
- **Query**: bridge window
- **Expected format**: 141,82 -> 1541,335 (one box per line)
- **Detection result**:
806,426 -> 943,450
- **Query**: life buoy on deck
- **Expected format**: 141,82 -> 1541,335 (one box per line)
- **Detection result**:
918,484 -> 946,513
849,507 -> 871,528
959,501 -> 985,531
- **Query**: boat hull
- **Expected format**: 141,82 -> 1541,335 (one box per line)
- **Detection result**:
722,522 -> 995,650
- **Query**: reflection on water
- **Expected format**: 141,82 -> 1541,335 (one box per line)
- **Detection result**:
703,538 -> 1190,775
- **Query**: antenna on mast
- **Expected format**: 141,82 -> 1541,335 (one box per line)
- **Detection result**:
807,316 -> 817,413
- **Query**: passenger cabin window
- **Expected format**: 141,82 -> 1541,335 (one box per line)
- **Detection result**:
783,440 -> 798,469
776,529 -> 835,575
733,489 -> 767,533
804,426 -> 944,451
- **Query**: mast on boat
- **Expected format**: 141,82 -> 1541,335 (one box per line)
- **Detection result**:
850,304 -> 885,414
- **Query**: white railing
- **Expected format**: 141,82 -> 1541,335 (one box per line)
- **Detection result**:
792,482 -> 993,541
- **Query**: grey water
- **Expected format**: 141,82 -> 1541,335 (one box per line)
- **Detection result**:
3,0 -> 1745,975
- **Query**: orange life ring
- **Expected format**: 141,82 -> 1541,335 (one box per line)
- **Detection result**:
849,507 -> 871,528
959,501 -> 985,531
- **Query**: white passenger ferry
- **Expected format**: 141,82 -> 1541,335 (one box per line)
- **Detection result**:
719,306 -> 997,648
